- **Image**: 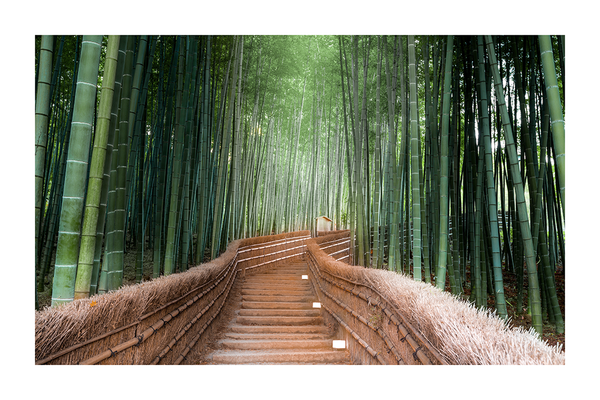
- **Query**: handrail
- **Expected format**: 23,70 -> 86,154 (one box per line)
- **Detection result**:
319,239 -> 351,251
237,235 -> 311,253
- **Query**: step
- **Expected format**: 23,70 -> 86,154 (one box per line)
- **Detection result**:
242,279 -> 309,286
241,288 -> 313,296
242,294 -> 316,303
242,280 -> 309,287
242,301 -> 315,310
224,332 -> 330,341
236,315 -> 324,326
238,308 -> 321,317
242,285 -> 313,294
209,348 -> 350,364
219,338 -> 334,350
242,283 -> 312,292
244,275 -> 308,281
229,324 -> 328,334
258,269 -> 308,274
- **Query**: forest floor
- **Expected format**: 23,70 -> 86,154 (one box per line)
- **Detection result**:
37,248 -> 565,354
444,264 -> 566,352
506,268 -> 565,352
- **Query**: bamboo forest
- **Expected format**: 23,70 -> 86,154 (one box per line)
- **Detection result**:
34,34 -> 565,341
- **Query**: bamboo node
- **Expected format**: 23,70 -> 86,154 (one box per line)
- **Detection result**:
412,346 -> 422,361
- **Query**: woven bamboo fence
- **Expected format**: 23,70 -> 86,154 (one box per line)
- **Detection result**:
35,230 -> 310,365
307,236 -> 445,365
307,236 -> 565,365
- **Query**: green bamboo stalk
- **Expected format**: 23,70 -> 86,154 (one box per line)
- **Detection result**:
397,36 -> 408,274
373,36 -> 383,269
407,36 -> 421,280
211,36 -> 242,258
450,54 -> 463,293
38,42 -> 74,293
152,38 -> 167,275
88,36 -> 127,295
155,37 -> 180,274
538,36 -> 565,212
423,36 -> 433,282
352,36 -> 368,266
180,36 -> 198,271
195,36 -> 211,264
229,36 -> 245,240
106,35 -> 135,291
73,35 -> 120,299
435,35 -> 454,290
533,90 -> 565,333
429,38 -> 442,273
124,37 -> 149,214
473,140 -> 485,306
165,36 -> 190,275
476,35 -> 507,319
51,35 -> 102,307
35,35 -> 54,268
485,35 -> 543,334
338,36 -> 355,262
383,36 -> 399,271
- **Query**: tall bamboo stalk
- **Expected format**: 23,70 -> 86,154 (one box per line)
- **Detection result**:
538,35 -> 565,213
435,35 -> 454,290
74,35 -> 120,299
51,35 -> 103,307
476,36 -> 507,318
485,35 -> 543,334
408,35 -> 421,280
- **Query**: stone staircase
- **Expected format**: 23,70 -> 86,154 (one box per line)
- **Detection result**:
206,261 -> 351,364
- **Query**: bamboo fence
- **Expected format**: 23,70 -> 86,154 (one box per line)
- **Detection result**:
35,230 -> 310,365
306,235 -> 565,365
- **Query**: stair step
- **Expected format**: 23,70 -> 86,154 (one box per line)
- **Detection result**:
229,324 -> 328,334
242,283 -> 311,290
242,281 -> 309,287
242,294 -> 315,302
220,338 -> 333,350
236,315 -> 324,326
242,301 -> 314,309
238,308 -> 320,317
244,275 -> 308,281
224,332 -> 330,341
241,288 -> 312,296
210,349 -> 350,364
258,269 -> 308,274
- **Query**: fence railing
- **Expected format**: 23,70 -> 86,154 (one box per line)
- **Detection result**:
306,236 -> 447,365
